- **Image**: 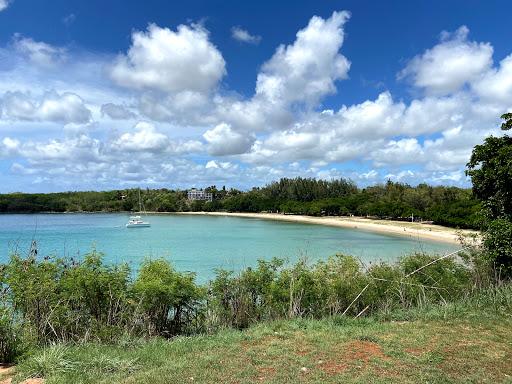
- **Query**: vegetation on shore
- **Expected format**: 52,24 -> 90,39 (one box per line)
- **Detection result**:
0,179 -> 481,229
0,242 -> 510,383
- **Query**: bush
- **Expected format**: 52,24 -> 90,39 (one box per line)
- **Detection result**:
0,248 -> 481,349
398,253 -> 471,306
483,219 -> 512,278
133,259 -> 204,336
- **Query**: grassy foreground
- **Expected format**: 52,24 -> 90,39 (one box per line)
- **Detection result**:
5,286 -> 512,384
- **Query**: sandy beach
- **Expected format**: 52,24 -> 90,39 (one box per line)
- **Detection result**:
175,212 -> 479,245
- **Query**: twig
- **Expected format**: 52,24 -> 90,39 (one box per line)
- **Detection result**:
370,276 -> 448,291
355,305 -> 370,318
342,283 -> 370,316
404,248 -> 468,278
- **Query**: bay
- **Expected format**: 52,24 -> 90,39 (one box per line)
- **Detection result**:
0,213 -> 458,282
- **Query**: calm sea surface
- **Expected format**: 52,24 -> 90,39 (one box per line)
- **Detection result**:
0,213 -> 458,282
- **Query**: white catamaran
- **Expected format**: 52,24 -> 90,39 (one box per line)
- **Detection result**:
126,189 -> 151,228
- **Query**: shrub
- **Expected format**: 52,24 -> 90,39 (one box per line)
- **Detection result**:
0,248 -> 479,348
398,253 -> 471,306
133,259 -> 203,336
483,219 -> 512,278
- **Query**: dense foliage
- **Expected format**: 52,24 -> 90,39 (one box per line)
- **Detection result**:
0,178 -> 481,229
467,113 -> 512,275
0,246 -> 487,363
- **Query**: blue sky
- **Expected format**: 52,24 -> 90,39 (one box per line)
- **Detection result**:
0,0 -> 511,192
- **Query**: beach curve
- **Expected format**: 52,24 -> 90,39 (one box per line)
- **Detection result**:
174,212 -> 479,245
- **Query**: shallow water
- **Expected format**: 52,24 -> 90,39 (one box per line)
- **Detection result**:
0,213 -> 458,282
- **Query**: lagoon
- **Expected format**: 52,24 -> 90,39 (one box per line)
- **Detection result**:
0,213 -> 458,282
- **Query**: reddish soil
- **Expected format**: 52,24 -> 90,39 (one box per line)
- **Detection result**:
319,340 -> 389,375
256,366 -> 277,381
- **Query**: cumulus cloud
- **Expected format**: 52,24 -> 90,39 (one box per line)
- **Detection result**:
231,27 -> 261,44
112,121 -> 170,153
110,23 -> 226,94
138,91 -> 212,124
101,103 -> 137,120
371,138 -> 424,167
1,15 -> 511,191
1,91 -> 91,124
12,35 -> 67,67
203,122 -> 255,156
255,11 -> 351,107
0,0 -> 9,12
399,26 -> 493,95
472,54 -> 512,104
0,137 -> 19,157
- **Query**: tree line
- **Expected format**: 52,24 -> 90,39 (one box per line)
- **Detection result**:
0,178 -> 481,229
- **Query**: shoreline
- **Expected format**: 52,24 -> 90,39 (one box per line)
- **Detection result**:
174,211 -> 478,245
0,210 -> 479,245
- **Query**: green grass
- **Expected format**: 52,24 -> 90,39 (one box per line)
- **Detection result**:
9,286 -> 512,384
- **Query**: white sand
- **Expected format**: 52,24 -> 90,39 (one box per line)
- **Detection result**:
174,212 -> 479,245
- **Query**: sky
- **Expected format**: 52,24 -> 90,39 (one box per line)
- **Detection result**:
0,0 -> 511,192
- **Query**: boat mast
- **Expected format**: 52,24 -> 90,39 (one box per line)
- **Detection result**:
138,188 -> 142,213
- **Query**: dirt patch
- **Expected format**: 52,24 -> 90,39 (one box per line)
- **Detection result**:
319,340 -> 389,375
0,366 -> 14,375
345,340 -> 388,362
405,347 -> 427,357
256,366 -> 276,381
0,365 -> 14,384
295,346 -> 311,357
1,379 -> 44,384
440,341 -> 512,381
319,360 -> 348,375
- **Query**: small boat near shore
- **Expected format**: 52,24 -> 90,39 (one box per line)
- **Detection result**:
126,215 -> 150,228
126,189 -> 151,228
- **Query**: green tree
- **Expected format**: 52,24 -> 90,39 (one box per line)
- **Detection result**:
467,113 -> 512,276
482,219 -> 512,276
466,113 -> 512,221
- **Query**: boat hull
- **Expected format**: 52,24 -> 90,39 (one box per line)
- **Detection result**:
126,223 -> 151,228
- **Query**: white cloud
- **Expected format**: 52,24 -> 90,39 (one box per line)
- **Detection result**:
62,13 -> 76,27
110,23 -> 226,94
1,91 -> 92,124
472,54 -> 512,104
333,92 -> 405,138
138,91 -> 212,124
255,11 -> 351,106
13,35 -> 67,67
231,27 -> 261,44
399,26 -> 493,95
203,122 -> 255,156
1,14 -> 511,191
0,137 -> 19,157
112,121 -> 170,153
13,135 -> 104,164
0,0 -> 9,12
101,103 -> 137,120
384,170 -> 416,182
372,138 -> 424,167
205,160 -> 237,170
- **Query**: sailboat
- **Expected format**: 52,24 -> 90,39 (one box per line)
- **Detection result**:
126,189 -> 151,228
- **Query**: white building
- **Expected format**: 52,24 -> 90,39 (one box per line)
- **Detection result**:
187,188 -> 213,202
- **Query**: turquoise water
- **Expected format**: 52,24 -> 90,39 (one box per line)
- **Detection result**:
0,213 -> 458,282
